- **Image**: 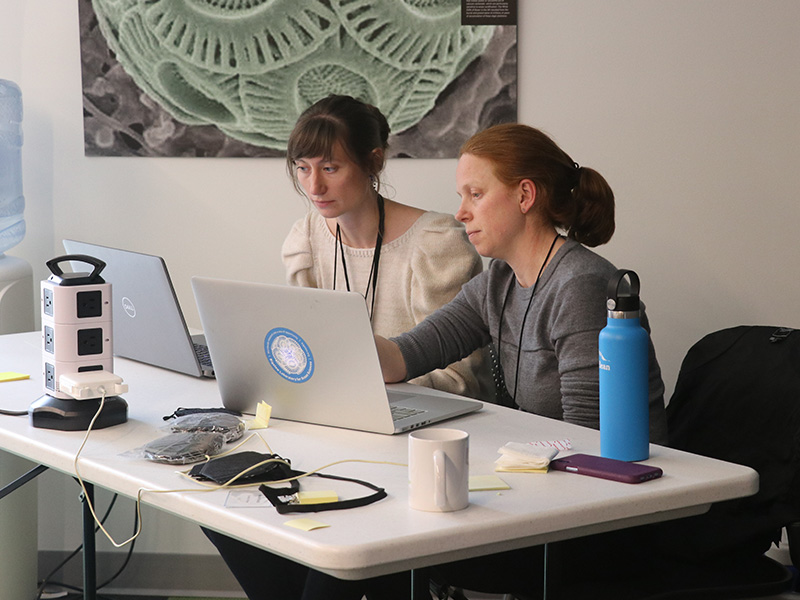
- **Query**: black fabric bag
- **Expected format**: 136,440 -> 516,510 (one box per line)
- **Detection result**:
656,325 -> 800,565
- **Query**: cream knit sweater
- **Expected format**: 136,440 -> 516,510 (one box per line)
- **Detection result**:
282,210 -> 489,399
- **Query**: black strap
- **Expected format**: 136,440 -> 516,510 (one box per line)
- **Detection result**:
259,469 -> 387,514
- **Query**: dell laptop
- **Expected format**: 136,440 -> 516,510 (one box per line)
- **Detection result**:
62,240 -> 213,378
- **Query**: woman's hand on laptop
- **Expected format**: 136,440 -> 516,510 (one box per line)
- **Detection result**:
374,335 -> 407,383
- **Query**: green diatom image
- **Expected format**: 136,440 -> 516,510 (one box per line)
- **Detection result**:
85,0 -> 508,155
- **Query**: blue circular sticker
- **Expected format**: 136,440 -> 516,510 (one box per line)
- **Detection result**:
264,327 -> 314,383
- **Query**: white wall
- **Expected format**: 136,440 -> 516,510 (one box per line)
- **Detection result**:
3,0 -> 800,557
522,1 -> 800,395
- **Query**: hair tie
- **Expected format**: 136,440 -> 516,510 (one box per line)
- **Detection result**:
571,162 -> 582,190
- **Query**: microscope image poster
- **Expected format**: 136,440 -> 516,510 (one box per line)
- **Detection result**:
79,0 -> 518,158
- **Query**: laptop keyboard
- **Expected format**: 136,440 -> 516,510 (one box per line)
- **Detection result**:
194,343 -> 213,368
391,405 -> 427,421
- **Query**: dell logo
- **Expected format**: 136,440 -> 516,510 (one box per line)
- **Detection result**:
122,297 -> 136,318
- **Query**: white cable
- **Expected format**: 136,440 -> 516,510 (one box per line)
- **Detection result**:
72,388 -> 142,548
73,411 -> 407,547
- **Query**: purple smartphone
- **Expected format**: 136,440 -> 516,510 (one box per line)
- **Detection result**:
550,453 -> 663,484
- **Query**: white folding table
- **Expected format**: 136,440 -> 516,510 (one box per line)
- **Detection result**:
0,331 -> 759,598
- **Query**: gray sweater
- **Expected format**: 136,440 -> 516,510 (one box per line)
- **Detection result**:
393,238 -> 668,444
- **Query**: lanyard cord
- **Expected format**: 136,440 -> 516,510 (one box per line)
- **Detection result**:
333,194 -> 385,320
260,469 -> 387,514
496,233 -> 561,404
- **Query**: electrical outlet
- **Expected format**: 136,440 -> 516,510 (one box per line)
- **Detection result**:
76,328 -> 104,356
76,290 -> 103,319
43,288 -> 54,317
45,363 -> 56,391
44,326 -> 55,353
59,371 -> 128,400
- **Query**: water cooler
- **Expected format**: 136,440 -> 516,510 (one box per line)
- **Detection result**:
0,78 -> 36,600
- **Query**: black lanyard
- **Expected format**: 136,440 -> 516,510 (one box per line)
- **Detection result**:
260,469 -> 387,514
496,233 -> 561,404
333,194 -> 385,321
189,452 -> 387,514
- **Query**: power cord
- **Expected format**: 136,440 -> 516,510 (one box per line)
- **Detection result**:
36,488 -> 139,600
61,375 -> 409,598
35,371 -> 404,598
36,491 -> 117,599
72,389 -> 143,549
171,428 -> 407,491
37,374 -> 138,600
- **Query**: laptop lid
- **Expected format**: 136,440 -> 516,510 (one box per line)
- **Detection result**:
191,276 -> 482,434
62,240 -> 211,378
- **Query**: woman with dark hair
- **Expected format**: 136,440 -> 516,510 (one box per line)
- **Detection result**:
282,94 -> 487,399
202,96 -> 488,600
375,123 -> 668,596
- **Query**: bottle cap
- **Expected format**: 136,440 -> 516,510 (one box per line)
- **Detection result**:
606,269 -> 640,313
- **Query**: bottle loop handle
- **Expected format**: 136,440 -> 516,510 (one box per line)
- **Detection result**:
606,269 -> 640,312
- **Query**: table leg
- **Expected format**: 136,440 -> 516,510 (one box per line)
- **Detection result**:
0,462 -> 48,500
543,543 -> 549,600
81,483 -> 97,600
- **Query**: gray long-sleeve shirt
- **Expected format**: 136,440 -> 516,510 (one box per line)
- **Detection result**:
392,238 -> 668,444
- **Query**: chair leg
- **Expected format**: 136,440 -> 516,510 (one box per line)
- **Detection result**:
787,522 -> 800,569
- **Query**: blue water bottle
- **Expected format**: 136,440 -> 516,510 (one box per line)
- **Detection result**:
598,269 -> 649,461
0,79 -> 26,254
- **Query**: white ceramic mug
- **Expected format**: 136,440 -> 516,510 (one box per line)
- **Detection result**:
408,428 -> 469,512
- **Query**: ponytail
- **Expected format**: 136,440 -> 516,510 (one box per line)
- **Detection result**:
568,166 -> 615,247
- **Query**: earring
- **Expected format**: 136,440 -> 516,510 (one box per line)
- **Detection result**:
370,175 -> 378,191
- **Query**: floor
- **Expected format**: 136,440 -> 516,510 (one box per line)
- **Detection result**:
48,595 -> 503,600
45,595 -> 236,600
41,580 -> 800,600
43,589 -> 507,600
43,593 -> 800,600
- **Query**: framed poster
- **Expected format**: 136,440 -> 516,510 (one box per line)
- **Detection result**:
79,0 -> 517,158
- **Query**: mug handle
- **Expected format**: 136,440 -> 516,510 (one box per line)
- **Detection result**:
433,449 -> 447,509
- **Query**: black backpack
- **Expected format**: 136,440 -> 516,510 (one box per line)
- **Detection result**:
657,325 -> 800,564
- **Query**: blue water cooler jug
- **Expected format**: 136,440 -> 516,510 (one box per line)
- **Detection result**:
598,269 -> 649,461
0,79 -> 26,253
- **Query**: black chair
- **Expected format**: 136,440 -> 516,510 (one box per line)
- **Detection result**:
635,325 -> 800,599
553,326 -> 800,600
455,326 -> 800,600
566,325 -> 800,600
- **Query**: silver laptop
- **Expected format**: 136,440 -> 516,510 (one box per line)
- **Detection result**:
62,240 -> 214,378
191,276 -> 482,434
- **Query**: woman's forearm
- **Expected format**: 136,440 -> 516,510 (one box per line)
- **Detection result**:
374,335 -> 407,383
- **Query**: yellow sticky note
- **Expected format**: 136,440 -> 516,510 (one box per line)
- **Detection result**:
248,401 -> 272,430
469,475 -> 511,491
495,466 -> 549,474
0,372 -> 29,383
285,518 -> 330,531
297,490 -> 338,505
